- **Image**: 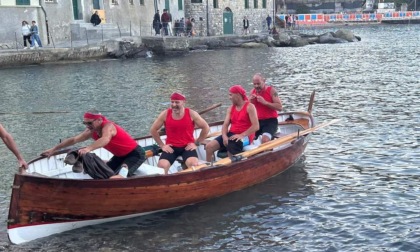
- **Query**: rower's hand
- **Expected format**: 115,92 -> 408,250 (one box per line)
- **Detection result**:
78,147 -> 91,156
255,95 -> 267,105
222,135 -> 229,146
161,144 -> 174,153
18,159 -> 28,170
40,148 -> 55,158
229,134 -> 244,142
185,142 -> 197,151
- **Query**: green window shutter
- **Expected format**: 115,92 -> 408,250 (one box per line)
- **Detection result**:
16,0 -> 30,5
178,0 -> 183,10
263,0 -> 267,8
213,0 -> 219,8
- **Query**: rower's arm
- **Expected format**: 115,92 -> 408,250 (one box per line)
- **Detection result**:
264,88 -> 283,111
190,110 -> 210,143
150,110 -> 167,147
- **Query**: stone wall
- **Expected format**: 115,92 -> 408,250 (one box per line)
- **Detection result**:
184,0 -> 275,36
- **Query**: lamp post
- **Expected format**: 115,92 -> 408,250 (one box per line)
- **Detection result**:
273,0 -> 275,20
206,0 -> 210,36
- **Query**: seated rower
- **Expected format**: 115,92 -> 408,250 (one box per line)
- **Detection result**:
150,92 -> 210,174
41,109 -> 146,179
205,85 -> 259,162
249,73 -> 283,144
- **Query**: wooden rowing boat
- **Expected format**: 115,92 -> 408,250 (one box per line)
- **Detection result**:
7,91 -> 337,244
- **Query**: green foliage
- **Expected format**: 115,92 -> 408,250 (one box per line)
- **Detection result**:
295,4 -> 310,14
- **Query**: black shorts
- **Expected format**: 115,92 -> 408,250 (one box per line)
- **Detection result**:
159,146 -> 198,165
255,118 -> 278,139
107,145 -> 146,177
214,132 -> 245,156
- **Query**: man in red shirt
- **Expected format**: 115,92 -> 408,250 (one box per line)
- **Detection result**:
150,92 -> 209,174
161,9 -> 171,36
249,73 -> 283,143
41,110 -> 145,178
205,85 -> 259,162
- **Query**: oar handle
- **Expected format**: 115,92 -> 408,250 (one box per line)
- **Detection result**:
180,119 -> 340,173
198,103 -> 222,115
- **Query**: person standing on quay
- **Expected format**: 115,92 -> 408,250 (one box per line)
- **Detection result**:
153,10 -> 161,35
161,9 -> 171,36
21,21 -> 32,49
266,15 -> 272,31
30,20 -> 42,48
243,16 -> 250,35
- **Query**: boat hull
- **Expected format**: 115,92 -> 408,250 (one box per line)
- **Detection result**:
8,136 -> 308,244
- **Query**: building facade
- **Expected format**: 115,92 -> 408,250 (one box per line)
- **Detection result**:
1,0 -> 275,49
0,0 -> 163,48
184,0 -> 275,36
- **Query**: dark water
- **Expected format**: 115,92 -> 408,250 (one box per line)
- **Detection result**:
0,25 -> 419,251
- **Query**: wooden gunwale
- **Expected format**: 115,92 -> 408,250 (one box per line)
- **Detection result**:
8,136 -> 308,229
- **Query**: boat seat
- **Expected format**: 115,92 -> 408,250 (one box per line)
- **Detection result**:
279,118 -> 309,129
134,163 -> 164,176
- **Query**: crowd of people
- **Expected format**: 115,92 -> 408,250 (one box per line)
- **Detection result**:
5,73 -> 282,179
153,9 -> 197,37
20,20 -> 42,49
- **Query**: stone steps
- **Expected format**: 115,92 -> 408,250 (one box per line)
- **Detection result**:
70,22 -> 130,41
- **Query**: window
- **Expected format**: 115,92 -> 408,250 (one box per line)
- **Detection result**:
245,0 -> 249,9
129,0 -> 134,4
213,0 -> 218,8
254,0 -> 258,8
263,0 -> 267,8
111,0 -> 118,5
191,0 -> 202,3
16,0 -> 30,5
178,0 -> 183,10
140,0 -> 145,4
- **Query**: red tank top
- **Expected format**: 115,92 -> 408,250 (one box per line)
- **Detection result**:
230,102 -> 255,142
165,108 -> 195,147
92,119 -> 138,157
251,86 -> 278,120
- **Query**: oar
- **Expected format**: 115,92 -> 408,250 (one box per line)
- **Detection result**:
198,103 -> 222,115
181,119 -> 340,172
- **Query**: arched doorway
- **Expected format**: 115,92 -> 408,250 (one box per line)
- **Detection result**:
223,7 -> 233,35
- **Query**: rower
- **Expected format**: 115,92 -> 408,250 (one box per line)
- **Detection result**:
205,85 -> 259,162
150,92 -> 210,174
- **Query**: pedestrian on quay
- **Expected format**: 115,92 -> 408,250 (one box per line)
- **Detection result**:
243,16 -> 250,35
266,14 -> 272,30
21,20 -> 32,49
30,20 -> 42,48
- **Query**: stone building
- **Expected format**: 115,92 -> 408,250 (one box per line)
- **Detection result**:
1,0 -> 275,49
0,0 -> 164,49
183,0 -> 275,36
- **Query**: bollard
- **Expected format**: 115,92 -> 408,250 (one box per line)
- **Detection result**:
15,32 -> 19,51
85,29 -> 89,45
117,22 -> 121,37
